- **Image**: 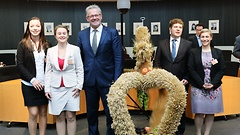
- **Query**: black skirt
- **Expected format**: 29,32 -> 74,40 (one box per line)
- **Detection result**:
21,83 -> 48,106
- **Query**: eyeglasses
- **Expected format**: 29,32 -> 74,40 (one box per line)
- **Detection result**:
87,14 -> 101,19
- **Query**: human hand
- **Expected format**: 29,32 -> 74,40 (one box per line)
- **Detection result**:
203,83 -> 213,90
32,79 -> 44,91
45,92 -> 51,100
181,79 -> 188,85
72,88 -> 80,98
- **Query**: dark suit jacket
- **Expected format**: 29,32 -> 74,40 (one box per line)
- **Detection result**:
188,35 -> 214,48
78,25 -> 123,87
188,47 -> 226,89
232,35 -> 240,59
154,38 -> 192,81
16,43 -> 48,82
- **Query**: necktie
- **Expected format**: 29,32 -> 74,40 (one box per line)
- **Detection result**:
92,30 -> 98,54
172,39 -> 177,61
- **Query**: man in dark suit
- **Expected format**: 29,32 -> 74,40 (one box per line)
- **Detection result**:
78,4 -> 123,135
154,18 -> 192,135
189,23 -> 214,48
189,23 -> 204,48
188,23 -> 214,48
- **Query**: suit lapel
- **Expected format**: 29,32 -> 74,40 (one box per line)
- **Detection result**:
211,47 -> 217,59
52,46 -> 60,71
97,26 -> 107,55
197,48 -> 203,67
63,44 -> 71,70
176,39 -> 184,59
165,39 -> 172,61
84,28 -> 94,55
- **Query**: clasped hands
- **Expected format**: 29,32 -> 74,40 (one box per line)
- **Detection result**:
181,79 -> 188,85
203,83 -> 213,90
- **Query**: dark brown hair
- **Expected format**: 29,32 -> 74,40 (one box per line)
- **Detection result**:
195,23 -> 204,29
19,16 -> 49,52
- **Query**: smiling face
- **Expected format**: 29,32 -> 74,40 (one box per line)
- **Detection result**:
55,27 -> 69,44
200,29 -> 213,47
29,19 -> 41,37
86,7 -> 102,29
169,23 -> 183,38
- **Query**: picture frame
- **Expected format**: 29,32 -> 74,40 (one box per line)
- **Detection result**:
80,23 -> 90,31
133,22 -> 143,35
189,20 -> 199,34
24,22 -> 28,33
116,22 -> 125,35
44,22 -> 54,36
62,23 -> 72,36
209,20 -> 219,33
151,22 -> 161,35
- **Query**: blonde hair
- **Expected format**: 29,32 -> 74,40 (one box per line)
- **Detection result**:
200,28 -> 213,38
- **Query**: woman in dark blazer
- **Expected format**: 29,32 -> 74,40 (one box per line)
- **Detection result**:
188,28 -> 225,135
17,17 -> 50,135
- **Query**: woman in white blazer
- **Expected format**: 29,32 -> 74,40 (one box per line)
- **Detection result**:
45,25 -> 84,135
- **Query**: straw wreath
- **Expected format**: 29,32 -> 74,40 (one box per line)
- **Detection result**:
107,26 -> 186,135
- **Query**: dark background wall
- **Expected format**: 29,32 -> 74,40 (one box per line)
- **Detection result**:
0,0 -> 239,50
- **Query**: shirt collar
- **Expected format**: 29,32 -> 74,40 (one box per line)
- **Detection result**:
90,24 -> 103,33
170,37 -> 180,42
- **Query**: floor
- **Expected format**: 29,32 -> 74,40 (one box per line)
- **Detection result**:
1,111 -> 240,135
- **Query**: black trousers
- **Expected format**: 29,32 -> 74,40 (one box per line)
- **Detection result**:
176,84 -> 188,135
175,111 -> 186,135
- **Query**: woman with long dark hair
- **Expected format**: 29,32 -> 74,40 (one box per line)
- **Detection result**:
17,16 -> 51,135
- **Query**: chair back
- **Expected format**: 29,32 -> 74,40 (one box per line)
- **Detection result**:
124,59 -> 136,69
224,61 -> 239,77
0,53 -> 16,66
222,50 -> 232,61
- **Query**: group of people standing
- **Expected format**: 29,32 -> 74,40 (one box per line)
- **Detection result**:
16,3 -> 230,135
17,4 -> 122,135
154,19 -> 225,135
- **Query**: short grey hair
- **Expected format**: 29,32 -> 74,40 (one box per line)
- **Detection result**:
85,4 -> 102,17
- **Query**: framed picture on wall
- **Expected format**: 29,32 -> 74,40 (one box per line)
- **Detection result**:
151,22 -> 161,35
24,22 -> 28,33
209,20 -> 219,33
44,22 -> 54,36
80,23 -> 90,31
62,23 -> 72,36
189,20 -> 199,34
116,22 -> 125,35
133,22 -> 143,35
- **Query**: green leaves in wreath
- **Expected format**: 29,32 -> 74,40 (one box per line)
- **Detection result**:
137,90 -> 149,110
